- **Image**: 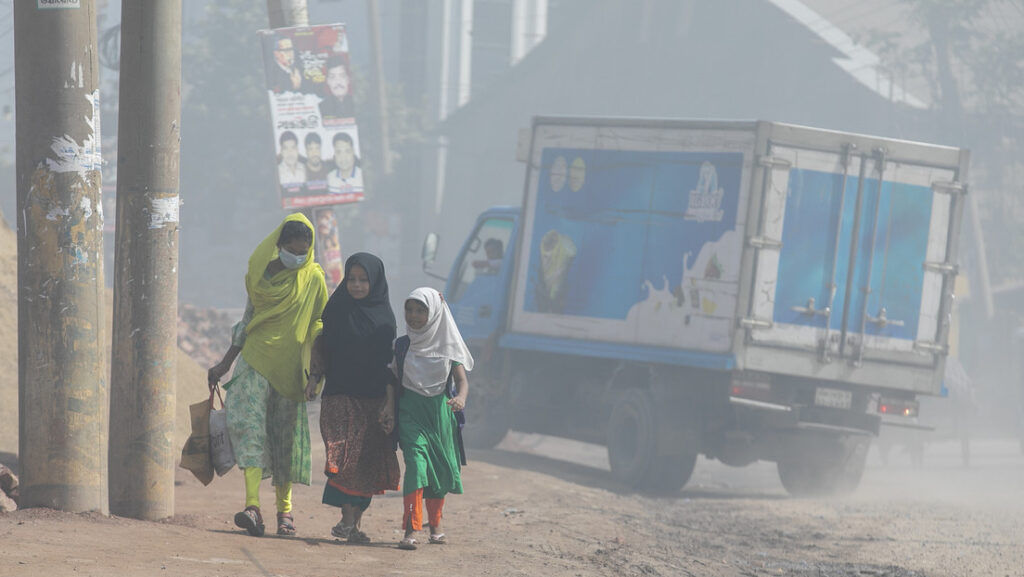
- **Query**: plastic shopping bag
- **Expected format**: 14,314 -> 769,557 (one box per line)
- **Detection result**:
209,387 -> 235,476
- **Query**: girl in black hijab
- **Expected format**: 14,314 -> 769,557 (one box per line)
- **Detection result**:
306,253 -> 400,543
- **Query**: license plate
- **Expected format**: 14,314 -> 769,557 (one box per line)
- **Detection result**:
814,387 -> 852,409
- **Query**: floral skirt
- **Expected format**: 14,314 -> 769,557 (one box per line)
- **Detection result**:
225,356 -> 311,486
320,393 -> 400,497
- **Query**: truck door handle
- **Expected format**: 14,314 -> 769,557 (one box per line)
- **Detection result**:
866,307 -> 904,328
791,297 -> 830,317
479,305 -> 492,318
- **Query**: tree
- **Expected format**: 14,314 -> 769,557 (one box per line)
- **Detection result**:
863,0 -> 1024,284
180,0 -> 280,306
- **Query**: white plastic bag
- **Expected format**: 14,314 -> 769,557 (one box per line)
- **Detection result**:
209,387 -> 236,476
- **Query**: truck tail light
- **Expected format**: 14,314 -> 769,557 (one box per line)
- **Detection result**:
878,397 -> 919,418
730,377 -> 773,402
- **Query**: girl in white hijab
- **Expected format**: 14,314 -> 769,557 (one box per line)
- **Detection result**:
393,287 -> 474,550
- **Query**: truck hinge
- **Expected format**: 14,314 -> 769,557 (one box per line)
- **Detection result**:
738,317 -> 773,330
840,142 -> 858,168
747,236 -> 782,250
872,146 -> 888,172
913,340 -> 949,355
932,181 -> 966,196
922,261 -> 959,275
757,155 -> 791,169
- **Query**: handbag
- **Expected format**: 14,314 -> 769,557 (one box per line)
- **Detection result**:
209,384 -> 236,476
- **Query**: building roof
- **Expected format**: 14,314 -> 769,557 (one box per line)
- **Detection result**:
428,0 -> 941,239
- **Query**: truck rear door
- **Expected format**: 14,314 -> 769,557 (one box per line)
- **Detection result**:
746,134 -> 963,372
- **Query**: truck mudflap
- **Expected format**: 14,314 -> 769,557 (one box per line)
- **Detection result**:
729,397 -> 881,436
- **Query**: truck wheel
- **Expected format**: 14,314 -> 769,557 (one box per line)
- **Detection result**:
607,389 -> 697,492
642,450 -> 698,494
607,389 -> 658,488
777,437 -> 869,497
464,376 -> 510,450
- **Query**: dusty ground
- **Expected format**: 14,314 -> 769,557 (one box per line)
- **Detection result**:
2,423 -> 1022,577
2,218 -> 1023,576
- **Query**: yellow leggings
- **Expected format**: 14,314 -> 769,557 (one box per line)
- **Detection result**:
244,467 -> 292,513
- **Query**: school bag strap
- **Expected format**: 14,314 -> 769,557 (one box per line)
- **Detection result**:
390,335 -> 410,451
394,335 -> 411,392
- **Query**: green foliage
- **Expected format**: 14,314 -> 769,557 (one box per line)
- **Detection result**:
180,0 -> 281,305
862,0 -> 1024,284
182,0 -> 278,217
864,0 -> 1023,114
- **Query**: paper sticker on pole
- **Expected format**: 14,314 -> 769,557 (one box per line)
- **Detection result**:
259,24 -> 365,209
38,0 -> 80,8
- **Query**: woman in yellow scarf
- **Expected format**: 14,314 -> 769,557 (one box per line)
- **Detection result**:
208,213 -> 328,537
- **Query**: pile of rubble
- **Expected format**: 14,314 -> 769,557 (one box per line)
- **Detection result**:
0,465 -> 17,512
177,305 -> 239,370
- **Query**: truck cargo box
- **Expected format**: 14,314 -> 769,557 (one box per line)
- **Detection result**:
507,117 -> 967,395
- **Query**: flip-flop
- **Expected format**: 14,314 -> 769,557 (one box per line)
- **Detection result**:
428,533 -> 447,545
398,537 -> 418,550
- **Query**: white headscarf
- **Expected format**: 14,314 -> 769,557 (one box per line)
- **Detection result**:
401,287 -> 475,397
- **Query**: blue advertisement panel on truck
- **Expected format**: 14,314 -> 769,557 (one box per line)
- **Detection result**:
429,117 -> 968,496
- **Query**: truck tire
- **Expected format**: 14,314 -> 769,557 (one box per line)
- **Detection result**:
643,451 -> 698,494
464,375 -> 511,450
607,389 -> 697,493
607,389 -> 657,488
777,436 -> 869,497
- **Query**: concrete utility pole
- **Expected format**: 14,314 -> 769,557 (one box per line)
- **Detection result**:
14,0 -> 108,513
109,0 -> 182,520
367,0 -> 393,176
267,0 -> 308,28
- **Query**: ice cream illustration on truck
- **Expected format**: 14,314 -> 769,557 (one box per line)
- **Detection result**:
535,229 -> 577,314
684,161 -> 725,222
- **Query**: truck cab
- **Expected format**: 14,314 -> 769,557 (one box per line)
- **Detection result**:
443,207 -> 520,345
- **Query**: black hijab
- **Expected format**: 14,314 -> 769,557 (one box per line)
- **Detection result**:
320,253 -> 397,398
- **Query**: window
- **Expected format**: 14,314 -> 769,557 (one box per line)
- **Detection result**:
450,218 -> 514,303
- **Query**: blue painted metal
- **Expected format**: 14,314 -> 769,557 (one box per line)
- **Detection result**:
498,332 -> 736,370
444,208 -> 521,344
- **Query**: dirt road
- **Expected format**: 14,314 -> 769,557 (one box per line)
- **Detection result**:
2,428 -> 1022,577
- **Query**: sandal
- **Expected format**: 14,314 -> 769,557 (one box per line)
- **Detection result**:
347,528 -> 371,544
276,512 -> 296,536
398,537 -> 418,550
234,506 -> 265,537
331,521 -> 353,540
428,533 -> 447,545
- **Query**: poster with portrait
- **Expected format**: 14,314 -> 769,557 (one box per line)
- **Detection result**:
313,207 -> 344,289
259,24 -> 364,210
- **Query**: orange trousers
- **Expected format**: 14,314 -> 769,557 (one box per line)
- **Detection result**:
403,488 -> 444,531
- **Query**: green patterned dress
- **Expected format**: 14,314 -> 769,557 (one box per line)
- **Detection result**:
225,300 -> 312,486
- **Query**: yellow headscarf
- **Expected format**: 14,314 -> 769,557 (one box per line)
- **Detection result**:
241,213 -> 328,401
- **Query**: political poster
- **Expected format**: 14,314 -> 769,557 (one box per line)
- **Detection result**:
259,24 -> 364,210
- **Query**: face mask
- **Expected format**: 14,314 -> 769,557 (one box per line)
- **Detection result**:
279,248 -> 307,269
